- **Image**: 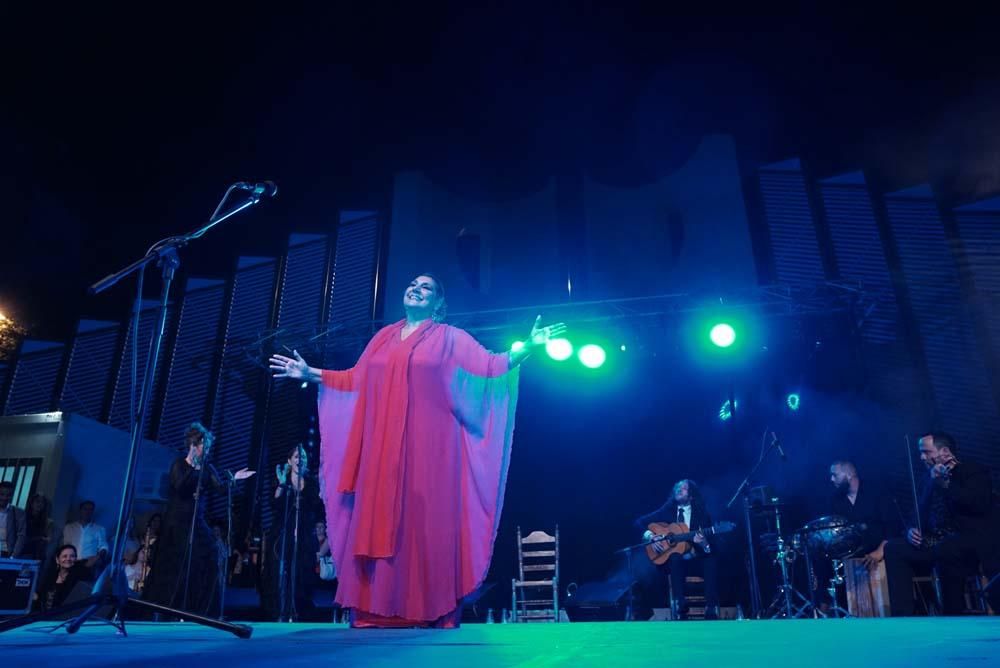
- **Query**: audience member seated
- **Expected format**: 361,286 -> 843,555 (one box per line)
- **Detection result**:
62,500 -> 109,578
314,520 -> 335,584
34,544 -> 89,612
125,513 -> 162,594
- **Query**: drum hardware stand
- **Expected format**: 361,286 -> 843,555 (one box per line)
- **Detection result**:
822,559 -> 852,618
761,503 -> 812,619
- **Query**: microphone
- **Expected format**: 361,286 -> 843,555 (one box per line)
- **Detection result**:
771,432 -> 787,460
235,181 -> 278,198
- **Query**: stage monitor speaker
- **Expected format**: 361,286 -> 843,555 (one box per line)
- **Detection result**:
0,558 -> 40,615
564,580 -> 631,622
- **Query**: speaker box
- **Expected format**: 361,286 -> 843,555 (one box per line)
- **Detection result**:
0,558 -> 40,615
564,580 -> 632,621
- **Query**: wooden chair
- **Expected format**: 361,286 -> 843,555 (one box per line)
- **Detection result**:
667,575 -> 707,620
511,526 -> 560,622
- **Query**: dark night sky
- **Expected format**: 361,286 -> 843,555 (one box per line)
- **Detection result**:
3,4 -> 1000,340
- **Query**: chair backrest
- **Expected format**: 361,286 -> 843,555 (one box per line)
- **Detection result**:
517,526 -> 559,583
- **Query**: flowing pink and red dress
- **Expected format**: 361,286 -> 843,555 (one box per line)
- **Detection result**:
317,319 -> 518,626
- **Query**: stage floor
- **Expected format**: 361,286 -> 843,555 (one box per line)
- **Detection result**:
1,618 -> 998,667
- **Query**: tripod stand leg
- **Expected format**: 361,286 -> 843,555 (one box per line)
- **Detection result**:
0,594 -> 112,633
0,592 -> 253,638
128,599 -> 253,638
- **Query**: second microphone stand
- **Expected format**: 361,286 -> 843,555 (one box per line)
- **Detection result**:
276,470 -> 305,622
725,432 -> 785,618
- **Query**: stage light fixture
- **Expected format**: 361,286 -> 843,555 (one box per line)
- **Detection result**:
578,344 -> 606,369
545,338 -> 573,361
786,393 -> 800,411
709,323 -> 736,348
510,340 -> 525,352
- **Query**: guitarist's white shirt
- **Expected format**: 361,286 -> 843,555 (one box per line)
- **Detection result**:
677,504 -> 692,527
677,504 -> 711,553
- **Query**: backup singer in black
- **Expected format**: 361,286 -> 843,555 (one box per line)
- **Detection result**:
263,445 -> 321,621
143,423 -> 246,614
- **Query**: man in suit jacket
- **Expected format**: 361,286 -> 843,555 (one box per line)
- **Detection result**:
634,479 -> 719,619
0,481 -> 26,558
884,432 -> 994,616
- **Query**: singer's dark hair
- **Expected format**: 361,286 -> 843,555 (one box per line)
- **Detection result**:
286,444 -> 307,461
185,422 -> 214,450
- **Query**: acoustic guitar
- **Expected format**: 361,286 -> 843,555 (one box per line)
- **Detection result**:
645,521 -> 736,565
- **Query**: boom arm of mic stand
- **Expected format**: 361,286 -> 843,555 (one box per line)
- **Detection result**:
726,434 -> 783,509
89,188 -> 262,296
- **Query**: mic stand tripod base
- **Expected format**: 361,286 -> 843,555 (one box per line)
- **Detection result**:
0,562 -> 252,638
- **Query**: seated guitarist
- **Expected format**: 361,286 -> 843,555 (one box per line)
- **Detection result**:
634,479 -> 720,620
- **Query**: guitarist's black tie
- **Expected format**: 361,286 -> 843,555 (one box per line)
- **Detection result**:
677,506 -> 684,524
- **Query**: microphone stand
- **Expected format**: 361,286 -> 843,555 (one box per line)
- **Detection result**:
0,183 -> 268,639
610,544 -> 639,622
291,482 -> 301,622
277,480 -> 292,622
178,455 -> 213,612
725,434 -> 783,619
219,470 -> 236,621
276,469 -> 305,623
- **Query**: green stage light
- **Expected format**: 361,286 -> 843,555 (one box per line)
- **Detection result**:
786,393 -> 801,411
709,323 -> 736,348
578,344 -> 607,369
510,340 -> 525,352
545,338 -> 573,361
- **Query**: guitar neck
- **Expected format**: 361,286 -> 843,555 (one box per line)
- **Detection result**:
671,526 -> 720,542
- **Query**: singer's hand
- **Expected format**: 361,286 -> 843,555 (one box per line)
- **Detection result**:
234,468 -> 255,481
270,351 -> 313,381
526,316 -> 568,349
276,463 -> 289,485
906,528 -> 922,547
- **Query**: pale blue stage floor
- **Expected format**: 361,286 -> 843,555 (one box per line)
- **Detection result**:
2,618 -> 999,667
